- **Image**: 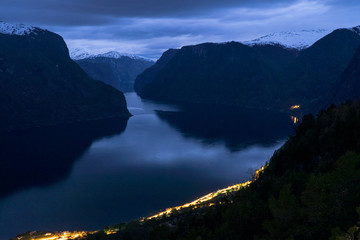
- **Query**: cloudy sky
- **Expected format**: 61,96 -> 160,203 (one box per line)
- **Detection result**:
1,0 -> 360,59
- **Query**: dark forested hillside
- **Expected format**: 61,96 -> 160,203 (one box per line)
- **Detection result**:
0,29 -> 131,132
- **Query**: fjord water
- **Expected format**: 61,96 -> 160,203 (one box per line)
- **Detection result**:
0,93 -> 294,239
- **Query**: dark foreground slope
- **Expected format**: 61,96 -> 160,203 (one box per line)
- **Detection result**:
0,28 -> 130,132
135,27 -> 360,113
75,54 -> 154,92
80,100 -> 360,240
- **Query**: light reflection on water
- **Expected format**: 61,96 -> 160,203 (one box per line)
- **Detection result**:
0,92 -> 293,239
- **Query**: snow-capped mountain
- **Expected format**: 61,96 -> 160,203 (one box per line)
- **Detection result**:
70,48 -> 149,61
0,21 -> 40,35
243,29 -> 333,50
73,48 -> 154,92
97,51 -> 143,60
69,48 -> 95,60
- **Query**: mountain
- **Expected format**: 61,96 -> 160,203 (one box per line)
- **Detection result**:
71,49 -> 154,92
70,48 -> 94,60
0,22 -> 131,132
135,26 -> 360,113
284,27 -> 360,112
243,29 -> 332,50
135,42 -> 298,110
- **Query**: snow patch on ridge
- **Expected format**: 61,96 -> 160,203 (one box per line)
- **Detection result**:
97,51 -> 143,60
69,48 -> 95,60
243,29 -> 332,50
0,21 -> 37,35
70,48 -> 152,61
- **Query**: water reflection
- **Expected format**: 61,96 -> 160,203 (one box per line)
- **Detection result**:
156,106 -> 294,151
0,93 -> 294,239
291,116 -> 299,124
0,118 -> 128,198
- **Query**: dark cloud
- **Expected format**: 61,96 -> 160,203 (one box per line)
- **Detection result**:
0,0 -> 294,26
1,0 -> 360,59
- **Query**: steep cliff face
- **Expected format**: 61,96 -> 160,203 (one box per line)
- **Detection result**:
0,23 -> 130,132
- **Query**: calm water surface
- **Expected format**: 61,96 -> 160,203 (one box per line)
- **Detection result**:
0,93 -> 294,239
